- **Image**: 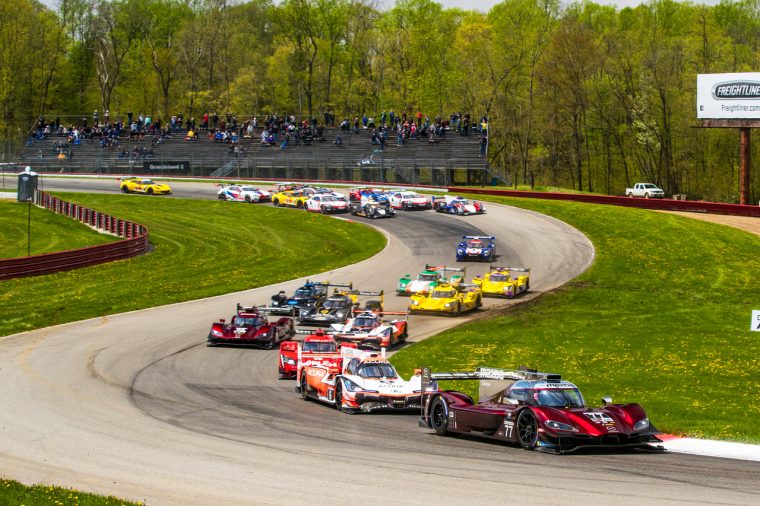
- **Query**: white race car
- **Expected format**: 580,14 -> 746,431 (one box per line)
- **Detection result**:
329,310 -> 408,349
217,184 -> 271,203
389,190 -> 433,210
305,194 -> 349,213
298,347 -> 433,413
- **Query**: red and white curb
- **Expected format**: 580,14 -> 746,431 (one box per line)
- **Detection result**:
659,434 -> 760,461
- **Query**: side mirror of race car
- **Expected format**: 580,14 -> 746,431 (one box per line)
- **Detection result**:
601,396 -> 613,405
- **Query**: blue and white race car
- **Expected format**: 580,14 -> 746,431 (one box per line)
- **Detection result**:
456,235 -> 495,261
217,184 -> 272,203
432,195 -> 486,215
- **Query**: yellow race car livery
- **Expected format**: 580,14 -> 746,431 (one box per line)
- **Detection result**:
473,266 -> 530,298
408,282 -> 482,316
272,190 -> 309,208
119,177 -> 172,195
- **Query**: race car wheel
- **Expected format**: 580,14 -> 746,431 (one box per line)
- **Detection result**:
517,409 -> 539,450
300,375 -> 309,400
265,330 -> 276,349
273,198 -> 280,207
146,187 -> 154,195
402,202 -> 408,211
244,195 -> 251,203
121,186 -> 129,193
430,397 -> 450,436
476,296 -> 482,308
454,303 -> 462,316
334,379 -> 344,412
297,201 -> 304,208
320,206 -> 327,214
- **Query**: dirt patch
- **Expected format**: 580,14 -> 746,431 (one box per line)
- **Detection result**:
660,211 -> 760,238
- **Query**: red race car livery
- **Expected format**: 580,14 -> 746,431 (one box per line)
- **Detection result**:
278,329 -> 343,379
207,304 -> 294,348
419,367 -> 663,454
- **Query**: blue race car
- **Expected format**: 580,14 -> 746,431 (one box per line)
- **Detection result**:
456,235 -> 495,261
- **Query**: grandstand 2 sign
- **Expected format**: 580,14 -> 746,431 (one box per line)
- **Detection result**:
697,73 -> 760,119
143,161 -> 190,173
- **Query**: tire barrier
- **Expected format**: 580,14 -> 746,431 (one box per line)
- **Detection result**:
0,191 -> 149,280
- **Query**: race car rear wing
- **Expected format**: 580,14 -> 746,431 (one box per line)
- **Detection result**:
419,367 -> 561,426
462,235 -> 495,240
489,265 -> 530,274
330,282 -> 354,292
424,263 -> 446,272
236,303 -> 264,313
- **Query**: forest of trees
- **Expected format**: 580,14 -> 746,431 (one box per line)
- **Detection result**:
1,0 -> 759,202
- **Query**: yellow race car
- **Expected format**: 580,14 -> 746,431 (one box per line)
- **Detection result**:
408,281 -> 482,316
119,177 -> 172,195
473,266 -> 530,298
272,189 -> 309,208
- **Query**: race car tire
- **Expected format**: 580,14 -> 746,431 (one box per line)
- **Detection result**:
265,330 -> 276,350
320,206 -> 327,214
273,198 -> 280,207
146,187 -> 154,195
335,379 -> 344,412
430,397 -> 450,436
402,202 -> 408,211
454,303 -> 462,316
297,201 -> 304,208
300,375 -> 309,400
517,409 -> 539,450
121,186 -> 129,193
244,195 -> 251,203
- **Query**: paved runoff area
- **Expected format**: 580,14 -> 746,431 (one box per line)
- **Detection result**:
661,435 -> 760,461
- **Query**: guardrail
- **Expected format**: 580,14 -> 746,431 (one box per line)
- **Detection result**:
0,191 -> 149,280
450,188 -> 760,218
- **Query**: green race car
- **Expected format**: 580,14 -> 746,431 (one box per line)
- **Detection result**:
397,265 -> 465,296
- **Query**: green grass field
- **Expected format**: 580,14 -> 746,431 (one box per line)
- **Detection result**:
0,200 -> 118,258
391,196 -> 760,443
0,478 -> 141,505
0,193 -> 385,337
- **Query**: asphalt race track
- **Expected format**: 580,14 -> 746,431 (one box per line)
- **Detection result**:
1,177 -> 759,505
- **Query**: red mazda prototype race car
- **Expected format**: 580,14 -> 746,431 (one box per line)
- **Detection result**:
278,329 -> 342,379
419,367 -> 663,454
207,304 -> 295,348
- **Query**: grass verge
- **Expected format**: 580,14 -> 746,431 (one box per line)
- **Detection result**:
0,193 -> 385,337
0,201 -> 118,258
0,478 -> 141,505
391,196 -> 760,442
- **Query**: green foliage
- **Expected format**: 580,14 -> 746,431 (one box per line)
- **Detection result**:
391,195 -> 760,442
0,193 -> 386,337
3,0 -> 760,202
0,201 -> 118,258
0,478 -> 141,506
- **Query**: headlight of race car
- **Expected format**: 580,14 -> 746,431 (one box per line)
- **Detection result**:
444,302 -> 452,308
411,300 -> 419,305
545,420 -> 578,432
211,328 -> 223,337
457,248 -> 465,254
342,378 -> 377,393
633,418 -> 650,432
281,356 -> 296,366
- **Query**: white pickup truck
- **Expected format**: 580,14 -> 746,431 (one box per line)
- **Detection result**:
625,183 -> 665,198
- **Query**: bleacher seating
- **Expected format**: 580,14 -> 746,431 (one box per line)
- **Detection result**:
17,126 -> 490,185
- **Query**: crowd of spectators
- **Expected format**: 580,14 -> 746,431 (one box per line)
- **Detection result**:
26,108 -> 488,162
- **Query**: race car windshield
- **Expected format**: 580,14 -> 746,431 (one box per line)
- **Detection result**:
358,362 -> 398,379
303,341 -> 336,352
240,186 -> 257,192
432,290 -> 456,298
232,316 -> 263,327
534,388 -> 585,408
466,241 -> 483,248
418,273 -> 438,281
294,288 -> 314,298
320,196 -> 337,202
353,316 -> 378,328
490,273 -> 508,282
141,180 -> 155,185
323,298 -> 348,309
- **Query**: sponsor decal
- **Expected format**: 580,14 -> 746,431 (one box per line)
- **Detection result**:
712,81 -> 760,100
143,161 -> 190,172
584,412 -> 615,424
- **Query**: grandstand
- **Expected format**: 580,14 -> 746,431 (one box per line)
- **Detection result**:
17,124 -> 494,186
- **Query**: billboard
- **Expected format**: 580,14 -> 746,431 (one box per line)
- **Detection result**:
697,73 -> 760,119
143,161 -> 190,174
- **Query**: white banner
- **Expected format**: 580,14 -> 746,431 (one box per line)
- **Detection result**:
697,73 -> 760,119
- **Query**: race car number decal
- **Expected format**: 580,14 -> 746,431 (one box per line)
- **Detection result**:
584,412 -> 615,424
